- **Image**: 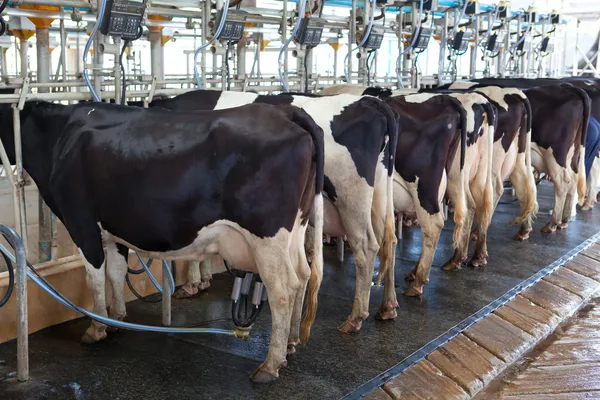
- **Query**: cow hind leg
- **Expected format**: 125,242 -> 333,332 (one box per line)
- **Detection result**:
442,184 -> 475,272
287,227 -> 310,355
509,152 -> 539,241
560,173 -> 578,229
105,243 -> 128,331
470,176 -> 495,268
338,222 -> 379,334
372,175 -> 398,321
250,244 -> 297,383
583,157 -> 600,210
405,207 -> 444,297
173,259 -> 212,299
80,251 -> 109,344
542,167 -> 570,233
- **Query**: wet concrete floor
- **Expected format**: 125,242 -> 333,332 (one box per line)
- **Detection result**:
1,182 -> 600,400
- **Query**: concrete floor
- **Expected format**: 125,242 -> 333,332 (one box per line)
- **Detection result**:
1,182 -> 600,400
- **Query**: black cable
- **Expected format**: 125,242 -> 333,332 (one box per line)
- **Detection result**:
126,273 -> 162,303
224,40 -> 233,91
318,0 -> 326,17
304,47 -> 311,93
119,40 -> 131,106
366,49 -> 375,86
0,250 -> 14,308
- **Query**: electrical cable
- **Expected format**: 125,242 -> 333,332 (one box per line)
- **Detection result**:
225,40 -> 232,90
119,40 -> 130,106
304,47 -> 311,93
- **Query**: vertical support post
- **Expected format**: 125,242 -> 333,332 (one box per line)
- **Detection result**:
19,38 -> 28,78
150,31 -> 164,82
348,0 -> 357,83
13,106 -> 28,257
470,16 -> 479,79
16,233 -> 28,382
337,237 -> 344,262
0,226 -> 30,382
114,37 -> 122,105
282,0 -> 288,87
93,31 -> 104,100
36,27 -> 53,262
409,7 -> 418,88
202,3 -> 210,88
358,0 -> 369,85
438,11 -> 447,86
162,261 -> 172,326
236,37 -> 247,79
396,10 -> 404,87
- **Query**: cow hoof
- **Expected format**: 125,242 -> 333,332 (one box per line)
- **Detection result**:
376,301 -> 398,320
337,319 -> 362,334
441,261 -> 461,271
287,344 -> 296,355
106,313 -> 126,332
250,367 -> 279,383
403,285 -> 423,297
173,285 -> 198,299
81,329 -> 107,344
581,203 -> 593,211
513,230 -> 530,241
541,224 -> 557,233
558,222 -> 569,230
470,255 -> 487,268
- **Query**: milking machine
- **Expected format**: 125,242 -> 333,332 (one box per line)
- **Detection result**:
229,267 -> 268,329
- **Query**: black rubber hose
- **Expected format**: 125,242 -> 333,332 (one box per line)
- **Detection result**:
126,273 -> 162,303
0,251 -> 14,308
119,40 -> 131,106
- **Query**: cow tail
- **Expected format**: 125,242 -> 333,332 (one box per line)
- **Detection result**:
369,99 -> 399,287
573,86 -> 591,204
448,97 -> 468,171
479,101 -> 497,233
290,108 -> 324,345
516,95 -> 539,224
446,97 -> 469,246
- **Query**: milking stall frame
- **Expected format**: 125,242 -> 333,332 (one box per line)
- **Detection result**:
0,0 -> 598,398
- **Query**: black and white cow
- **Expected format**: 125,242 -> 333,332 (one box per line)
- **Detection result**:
0,100 -> 325,382
134,90 -> 399,333
315,86 -> 496,292
383,91 -> 495,273
432,85 -> 539,241
447,80 -> 591,232
381,93 -> 468,295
